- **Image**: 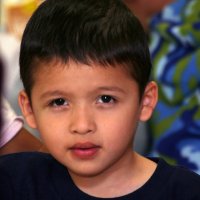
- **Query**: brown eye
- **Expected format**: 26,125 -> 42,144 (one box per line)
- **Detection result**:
98,95 -> 115,104
50,98 -> 68,107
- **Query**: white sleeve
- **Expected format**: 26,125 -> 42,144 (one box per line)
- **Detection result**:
0,97 -> 24,148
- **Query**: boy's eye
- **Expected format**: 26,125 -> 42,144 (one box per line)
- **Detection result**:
50,98 -> 68,107
97,95 -> 115,104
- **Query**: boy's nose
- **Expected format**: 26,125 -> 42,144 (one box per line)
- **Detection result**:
69,106 -> 96,135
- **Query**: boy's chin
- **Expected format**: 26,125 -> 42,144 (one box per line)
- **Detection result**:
67,164 -> 106,178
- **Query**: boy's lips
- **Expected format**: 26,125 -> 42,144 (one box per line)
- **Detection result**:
69,142 -> 100,159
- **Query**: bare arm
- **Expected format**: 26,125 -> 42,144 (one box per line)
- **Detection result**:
0,127 -> 48,156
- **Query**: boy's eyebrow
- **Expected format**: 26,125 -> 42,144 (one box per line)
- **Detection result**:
40,91 -> 68,99
40,86 -> 126,99
96,86 -> 126,94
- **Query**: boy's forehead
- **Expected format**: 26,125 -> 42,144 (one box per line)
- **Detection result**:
31,58 -> 136,91
34,57 -> 132,77
31,58 -> 140,101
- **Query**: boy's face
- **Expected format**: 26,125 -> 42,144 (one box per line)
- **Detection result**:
19,60 -> 157,177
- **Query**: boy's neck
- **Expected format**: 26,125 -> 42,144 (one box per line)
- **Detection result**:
68,152 -> 157,198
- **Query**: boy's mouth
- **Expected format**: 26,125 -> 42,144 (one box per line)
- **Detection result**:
69,142 -> 100,159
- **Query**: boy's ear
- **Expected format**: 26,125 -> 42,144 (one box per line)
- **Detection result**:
139,81 -> 158,122
18,90 -> 37,129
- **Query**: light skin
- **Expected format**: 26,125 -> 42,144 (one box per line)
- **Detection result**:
19,59 -> 158,198
123,0 -> 174,31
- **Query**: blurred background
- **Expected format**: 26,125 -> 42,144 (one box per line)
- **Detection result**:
0,0 -> 43,35
0,0 -> 44,137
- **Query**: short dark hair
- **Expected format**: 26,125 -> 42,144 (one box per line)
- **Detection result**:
20,0 -> 152,99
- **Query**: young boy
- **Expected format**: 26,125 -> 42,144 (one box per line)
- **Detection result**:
0,0 -> 200,199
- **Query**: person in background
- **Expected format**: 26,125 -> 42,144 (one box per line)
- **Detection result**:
124,0 -> 200,175
123,0 -> 173,32
148,0 -> 200,175
0,0 -> 42,115
0,0 -> 200,199
0,97 -> 47,155
0,57 -> 47,155
0,1 -> 46,154
0,59 -> 3,130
